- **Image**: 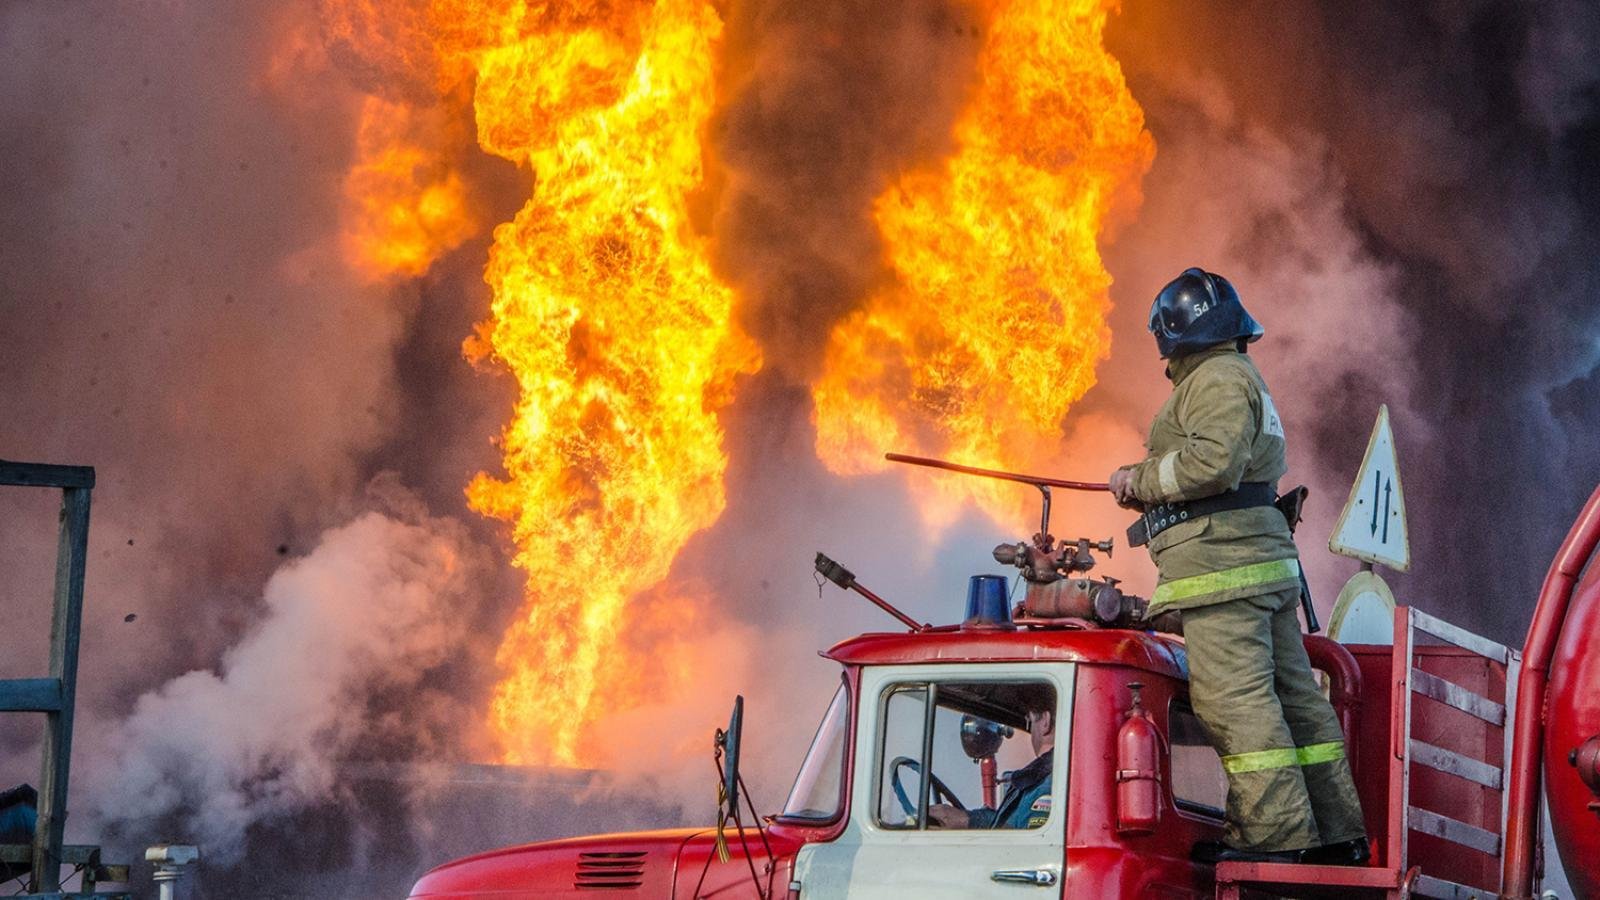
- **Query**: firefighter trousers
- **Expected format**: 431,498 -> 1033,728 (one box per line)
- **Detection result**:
1183,587 -> 1366,851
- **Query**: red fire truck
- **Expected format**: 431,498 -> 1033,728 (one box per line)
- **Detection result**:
407,462 -> 1600,900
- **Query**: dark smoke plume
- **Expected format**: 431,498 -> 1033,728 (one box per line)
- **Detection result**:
1105,0 -> 1600,642
710,0 -> 984,380
0,2 -> 517,893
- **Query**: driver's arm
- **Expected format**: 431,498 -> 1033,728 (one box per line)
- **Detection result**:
929,804 -> 996,829
927,804 -> 968,828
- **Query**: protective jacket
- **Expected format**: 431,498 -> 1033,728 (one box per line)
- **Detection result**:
967,750 -> 1052,830
1124,342 -> 1366,852
1125,344 -> 1300,614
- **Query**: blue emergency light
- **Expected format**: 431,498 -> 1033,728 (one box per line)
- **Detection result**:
963,574 -> 1013,629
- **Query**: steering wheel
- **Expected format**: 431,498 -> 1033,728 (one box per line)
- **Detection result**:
888,756 -> 966,817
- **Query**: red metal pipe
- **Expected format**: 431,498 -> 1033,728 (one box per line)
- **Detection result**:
849,581 -> 928,633
884,453 -> 1110,492
1503,484 -> 1600,899
1304,635 -> 1363,775
980,756 -> 998,809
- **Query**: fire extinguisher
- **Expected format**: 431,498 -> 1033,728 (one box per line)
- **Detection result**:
1116,681 -> 1162,835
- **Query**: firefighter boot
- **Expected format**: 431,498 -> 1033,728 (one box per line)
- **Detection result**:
1300,838 -> 1370,867
1190,839 -> 1302,865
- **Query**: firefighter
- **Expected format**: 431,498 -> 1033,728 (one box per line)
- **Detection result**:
1108,268 -> 1367,865
928,686 -> 1053,829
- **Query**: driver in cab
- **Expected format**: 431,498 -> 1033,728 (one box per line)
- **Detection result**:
927,691 -> 1054,829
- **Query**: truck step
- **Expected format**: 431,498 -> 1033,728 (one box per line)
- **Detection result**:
1214,861 -> 1403,900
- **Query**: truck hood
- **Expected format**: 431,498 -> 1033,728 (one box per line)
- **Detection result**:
408,827 -> 705,898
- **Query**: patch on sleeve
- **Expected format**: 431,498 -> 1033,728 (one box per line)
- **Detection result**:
1261,392 -> 1285,439
1026,796 -> 1051,828
1157,451 -> 1180,498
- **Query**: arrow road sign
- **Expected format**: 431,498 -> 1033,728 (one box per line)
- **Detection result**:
1330,404 -> 1410,571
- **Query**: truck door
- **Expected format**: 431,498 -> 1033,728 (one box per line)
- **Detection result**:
792,663 -> 1072,899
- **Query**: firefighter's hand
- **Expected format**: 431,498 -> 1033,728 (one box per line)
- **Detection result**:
927,804 -> 969,829
1108,468 -> 1140,509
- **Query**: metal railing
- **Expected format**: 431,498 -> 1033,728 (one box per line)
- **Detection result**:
0,461 -> 128,898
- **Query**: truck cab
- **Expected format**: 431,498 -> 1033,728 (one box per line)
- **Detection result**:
408,600 -> 1376,899
781,624 -> 1229,899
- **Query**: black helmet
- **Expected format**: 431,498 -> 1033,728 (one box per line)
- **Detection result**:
1147,267 -> 1264,359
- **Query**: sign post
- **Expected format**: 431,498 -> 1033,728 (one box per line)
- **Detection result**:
1327,405 -> 1410,643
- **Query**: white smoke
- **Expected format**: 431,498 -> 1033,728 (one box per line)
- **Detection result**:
77,482 -> 481,865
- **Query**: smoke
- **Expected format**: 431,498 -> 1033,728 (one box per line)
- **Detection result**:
0,0 -> 430,709
0,1 -> 514,890
711,0 -> 983,380
1,0 -> 1597,892
79,480 -> 482,865
1104,0 -> 1600,641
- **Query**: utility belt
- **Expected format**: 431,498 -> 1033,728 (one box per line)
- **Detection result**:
1126,481 -> 1277,548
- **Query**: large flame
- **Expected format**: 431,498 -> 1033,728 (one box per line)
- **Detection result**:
461,0 -> 758,766
319,0 -> 1149,768
321,0 -> 757,766
811,0 -> 1153,525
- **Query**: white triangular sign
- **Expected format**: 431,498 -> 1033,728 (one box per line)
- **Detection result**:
1329,404 -> 1410,571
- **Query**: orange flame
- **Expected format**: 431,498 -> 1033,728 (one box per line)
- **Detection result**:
811,0 -> 1153,526
341,96 -> 476,280
321,0 -> 755,767
320,0 -> 1150,768
460,0 -> 759,766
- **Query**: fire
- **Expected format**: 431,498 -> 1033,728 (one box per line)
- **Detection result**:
460,0 -> 759,766
811,0 -> 1153,525
321,0 -> 757,765
319,0 -> 1150,767
341,96 -> 476,280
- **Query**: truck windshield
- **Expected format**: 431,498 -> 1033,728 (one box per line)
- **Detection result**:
780,683 -> 849,820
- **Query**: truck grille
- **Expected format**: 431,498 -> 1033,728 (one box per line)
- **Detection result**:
574,850 -> 647,890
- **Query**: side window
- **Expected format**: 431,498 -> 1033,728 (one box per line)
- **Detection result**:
1169,698 -> 1227,817
874,680 -> 1057,830
877,685 -> 931,827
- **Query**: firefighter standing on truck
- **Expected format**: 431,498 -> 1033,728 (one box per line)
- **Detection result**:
1107,268 -> 1368,866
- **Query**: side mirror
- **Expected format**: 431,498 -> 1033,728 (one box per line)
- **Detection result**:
717,695 -> 744,813
705,696 -> 773,881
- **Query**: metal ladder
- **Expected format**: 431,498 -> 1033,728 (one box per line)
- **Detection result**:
0,461 -> 129,898
1388,606 -> 1519,899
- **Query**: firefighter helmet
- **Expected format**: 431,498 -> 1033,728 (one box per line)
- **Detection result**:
1147,267 -> 1263,359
